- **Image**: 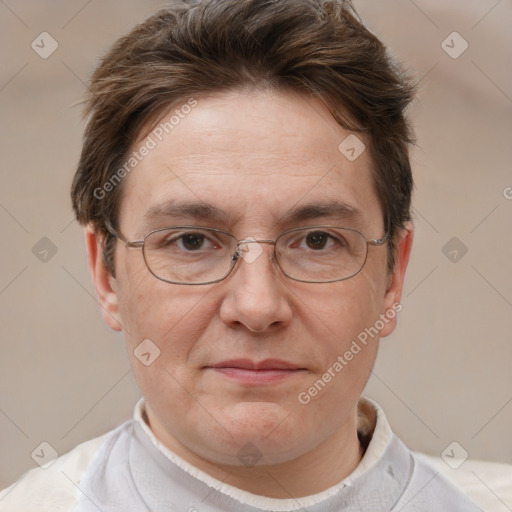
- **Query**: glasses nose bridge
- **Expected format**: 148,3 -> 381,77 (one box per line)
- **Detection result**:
233,237 -> 277,262
237,237 -> 276,247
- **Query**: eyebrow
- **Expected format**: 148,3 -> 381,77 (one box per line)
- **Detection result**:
143,201 -> 238,225
142,199 -> 364,229
278,201 -> 363,225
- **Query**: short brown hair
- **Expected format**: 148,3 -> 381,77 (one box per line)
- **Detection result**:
71,0 -> 415,274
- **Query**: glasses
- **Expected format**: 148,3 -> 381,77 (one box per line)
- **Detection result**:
110,225 -> 389,285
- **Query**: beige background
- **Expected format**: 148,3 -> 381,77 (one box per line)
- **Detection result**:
0,0 -> 511,491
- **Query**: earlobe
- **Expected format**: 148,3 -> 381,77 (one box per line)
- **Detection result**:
85,225 -> 123,331
379,223 -> 414,338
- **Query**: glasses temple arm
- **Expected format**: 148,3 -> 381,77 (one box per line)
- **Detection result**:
104,219 -> 142,247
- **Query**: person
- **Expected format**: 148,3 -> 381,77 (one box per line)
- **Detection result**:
0,0 -> 496,510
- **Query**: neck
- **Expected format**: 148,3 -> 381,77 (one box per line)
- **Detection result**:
222,423 -> 363,498
146,409 -> 363,499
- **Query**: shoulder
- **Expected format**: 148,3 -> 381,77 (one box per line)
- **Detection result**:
361,399 -> 511,511
0,432 -> 109,512
417,452 -> 512,512
389,449 -> 482,511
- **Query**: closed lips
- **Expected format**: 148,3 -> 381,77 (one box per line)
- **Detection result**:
207,359 -> 305,370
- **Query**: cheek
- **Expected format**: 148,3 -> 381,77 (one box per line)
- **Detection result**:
294,279 -> 383,421
116,276 -> 216,409
116,268 -> 225,386
296,273 -> 385,386
116,267 -> 154,344
304,273 -> 385,342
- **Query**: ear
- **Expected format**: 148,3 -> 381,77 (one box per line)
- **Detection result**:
379,223 -> 414,338
85,225 -> 122,331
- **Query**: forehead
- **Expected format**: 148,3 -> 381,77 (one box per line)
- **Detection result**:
118,88 -> 383,235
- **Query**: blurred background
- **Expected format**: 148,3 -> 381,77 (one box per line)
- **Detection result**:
0,0 -> 511,490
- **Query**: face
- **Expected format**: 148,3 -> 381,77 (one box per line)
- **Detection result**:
88,88 -> 412,471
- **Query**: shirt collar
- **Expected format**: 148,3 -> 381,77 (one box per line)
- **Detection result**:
133,395 -> 394,509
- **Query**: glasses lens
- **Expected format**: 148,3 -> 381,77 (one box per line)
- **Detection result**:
275,227 -> 368,282
143,227 -> 237,284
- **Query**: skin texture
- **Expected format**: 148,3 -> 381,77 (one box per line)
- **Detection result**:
86,88 -> 413,498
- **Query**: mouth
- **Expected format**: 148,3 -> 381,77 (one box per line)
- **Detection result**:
205,359 -> 307,384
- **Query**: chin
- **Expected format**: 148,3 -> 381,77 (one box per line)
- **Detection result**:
224,400 -> 293,433
208,402 -> 313,462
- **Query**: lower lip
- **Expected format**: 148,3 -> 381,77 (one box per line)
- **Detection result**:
209,368 -> 302,384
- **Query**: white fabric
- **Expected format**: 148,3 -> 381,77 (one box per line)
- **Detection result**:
70,397 -> 480,511
420,455 -> 512,512
0,398 -> 509,511
127,396 -> 392,509
0,433 -> 108,511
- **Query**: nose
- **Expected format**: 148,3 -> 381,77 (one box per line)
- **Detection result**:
219,240 -> 293,333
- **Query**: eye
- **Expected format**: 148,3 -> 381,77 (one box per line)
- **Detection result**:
296,230 -> 347,251
284,229 -> 351,253
157,231 -> 221,252
304,231 -> 331,250
178,233 -> 208,251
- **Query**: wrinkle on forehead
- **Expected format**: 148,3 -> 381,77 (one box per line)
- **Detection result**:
119,89 -> 383,237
